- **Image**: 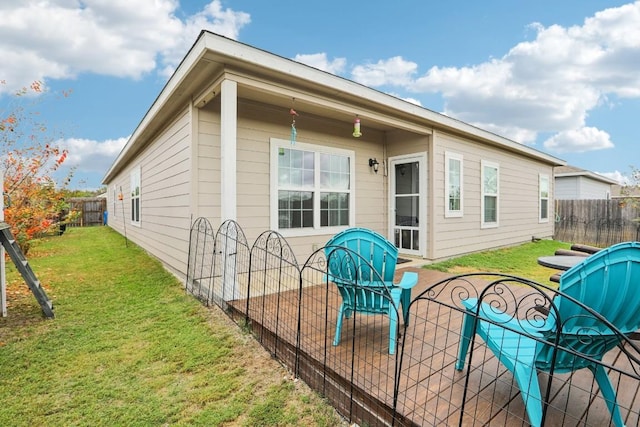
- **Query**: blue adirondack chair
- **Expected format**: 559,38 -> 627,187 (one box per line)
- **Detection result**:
456,241 -> 640,427
325,228 -> 418,354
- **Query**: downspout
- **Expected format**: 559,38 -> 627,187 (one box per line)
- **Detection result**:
427,129 -> 436,260
383,137 -> 389,239
189,100 -> 200,221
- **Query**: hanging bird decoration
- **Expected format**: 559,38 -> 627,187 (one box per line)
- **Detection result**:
353,115 -> 362,138
290,103 -> 299,144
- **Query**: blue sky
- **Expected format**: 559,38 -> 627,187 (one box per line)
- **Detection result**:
1,0 -> 638,190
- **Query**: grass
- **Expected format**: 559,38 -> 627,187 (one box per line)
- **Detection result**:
0,227 -> 344,427
423,239 -> 571,284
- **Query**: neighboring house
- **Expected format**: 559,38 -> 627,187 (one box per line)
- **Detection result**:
611,184 -> 640,200
102,31 -> 565,279
554,165 -> 618,200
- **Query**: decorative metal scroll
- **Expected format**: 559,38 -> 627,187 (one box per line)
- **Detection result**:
184,222 -> 640,427
396,272 -> 640,427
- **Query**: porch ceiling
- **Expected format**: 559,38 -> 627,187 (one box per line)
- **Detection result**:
197,51 -> 432,135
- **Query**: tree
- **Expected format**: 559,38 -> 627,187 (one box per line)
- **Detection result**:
1,80 -> 77,254
619,166 -> 640,203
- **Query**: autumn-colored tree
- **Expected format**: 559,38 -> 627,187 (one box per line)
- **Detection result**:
1,80 -> 77,254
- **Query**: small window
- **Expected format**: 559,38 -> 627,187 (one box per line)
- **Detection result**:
445,152 -> 463,217
539,174 -> 549,222
481,161 -> 499,228
130,166 -> 141,225
271,139 -> 354,235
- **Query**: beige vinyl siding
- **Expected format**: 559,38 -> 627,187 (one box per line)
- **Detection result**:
108,107 -> 193,277
432,131 -> 555,260
197,99 -> 221,222
236,101 -> 272,240
230,99 -> 387,260
386,130 -> 430,157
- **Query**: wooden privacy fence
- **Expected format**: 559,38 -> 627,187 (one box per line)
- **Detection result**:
554,199 -> 640,246
66,197 -> 107,227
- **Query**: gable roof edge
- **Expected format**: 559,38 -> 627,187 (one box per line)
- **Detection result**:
103,31 -> 565,184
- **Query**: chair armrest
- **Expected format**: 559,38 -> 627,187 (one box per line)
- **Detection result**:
397,271 -> 418,289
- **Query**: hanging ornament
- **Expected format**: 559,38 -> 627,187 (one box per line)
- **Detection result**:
289,99 -> 299,144
352,115 -> 362,138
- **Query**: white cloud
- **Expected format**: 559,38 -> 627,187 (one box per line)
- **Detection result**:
57,136 -> 129,174
0,0 -> 250,91
401,97 -> 422,107
473,122 -> 539,146
159,1 -> 251,78
596,170 -> 627,185
354,2 -> 640,151
543,126 -> 614,153
293,53 -> 346,75
351,56 -> 418,87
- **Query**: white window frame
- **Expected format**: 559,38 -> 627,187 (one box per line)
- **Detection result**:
445,152 -> 463,218
130,166 -> 141,227
270,138 -> 355,237
539,173 -> 550,223
481,160 -> 499,228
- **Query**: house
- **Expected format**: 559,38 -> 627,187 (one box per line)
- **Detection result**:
102,31 -> 565,279
611,184 -> 640,200
554,165 -> 618,200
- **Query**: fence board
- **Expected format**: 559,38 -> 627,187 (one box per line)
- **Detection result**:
554,199 -> 640,246
67,197 -> 106,227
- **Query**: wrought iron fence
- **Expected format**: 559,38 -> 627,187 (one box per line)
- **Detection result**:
185,218 -> 640,426
399,273 -> 640,426
185,217 -> 251,312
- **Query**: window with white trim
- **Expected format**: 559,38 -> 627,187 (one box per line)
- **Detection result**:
130,166 -> 141,225
445,152 -> 463,217
481,160 -> 499,228
271,139 -> 354,235
539,174 -> 549,222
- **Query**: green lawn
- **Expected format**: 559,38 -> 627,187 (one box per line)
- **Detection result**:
0,227 -> 343,427
423,239 -> 571,284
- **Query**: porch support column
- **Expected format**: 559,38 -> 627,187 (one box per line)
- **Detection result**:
220,79 -> 237,221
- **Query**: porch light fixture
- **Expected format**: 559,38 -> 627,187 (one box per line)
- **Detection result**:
352,115 -> 362,138
369,158 -> 379,173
